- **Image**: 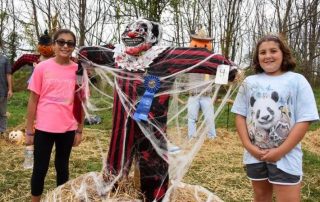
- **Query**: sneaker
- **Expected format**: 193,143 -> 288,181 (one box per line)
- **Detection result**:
188,135 -> 198,140
207,135 -> 216,140
168,145 -> 181,154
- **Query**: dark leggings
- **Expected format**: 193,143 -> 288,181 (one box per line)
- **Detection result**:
31,129 -> 75,196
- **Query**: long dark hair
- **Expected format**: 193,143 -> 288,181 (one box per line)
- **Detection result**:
252,34 -> 296,74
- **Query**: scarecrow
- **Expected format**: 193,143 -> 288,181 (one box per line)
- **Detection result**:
12,30 -> 54,74
187,26 -> 218,139
78,18 -> 238,202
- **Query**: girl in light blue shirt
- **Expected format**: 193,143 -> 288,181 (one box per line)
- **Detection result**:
231,34 -> 319,202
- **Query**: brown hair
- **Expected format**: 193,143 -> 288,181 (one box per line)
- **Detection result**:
53,29 -> 76,45
252,34 -> 296,74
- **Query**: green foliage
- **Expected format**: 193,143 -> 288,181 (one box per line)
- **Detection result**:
21,20 -> 38,49
7,91 -> 29,128
85,108 -> 113,130
8,31 -> 19,64
310,87 -> 320,130
83,81 -> 114,130
302,150 -> 320,201
121,0 -> 165,21
0,11 -> 8,22
8,69 -> 33,128
215,103 -> 235,130
169,0 -> 180,9
12,69 -> 32,92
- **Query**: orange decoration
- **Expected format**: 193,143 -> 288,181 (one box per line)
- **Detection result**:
189,27 -> 213,51
37,44 -> 54,57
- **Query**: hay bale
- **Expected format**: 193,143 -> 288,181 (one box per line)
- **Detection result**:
168,181 -> 223,202
44,172 -> 223,202
44,172 -> 144,201
302,127 -> 320,155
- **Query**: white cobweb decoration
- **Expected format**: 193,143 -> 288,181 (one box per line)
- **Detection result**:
44,46 -> 241,202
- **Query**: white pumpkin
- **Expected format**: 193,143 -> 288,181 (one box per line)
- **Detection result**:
8,130 -> 25,145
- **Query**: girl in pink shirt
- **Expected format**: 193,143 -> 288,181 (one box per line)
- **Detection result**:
25,29 -> 83,202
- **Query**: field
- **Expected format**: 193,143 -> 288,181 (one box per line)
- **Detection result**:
0,71 -> 319,201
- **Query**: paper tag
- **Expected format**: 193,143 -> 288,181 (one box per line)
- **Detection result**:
215,65 -> 230,84
204,74 -> 210,81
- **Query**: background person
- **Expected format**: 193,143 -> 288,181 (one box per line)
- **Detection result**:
0,53 -> 13,134
187,27 -> 216,139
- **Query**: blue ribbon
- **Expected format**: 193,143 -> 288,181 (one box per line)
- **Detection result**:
133,75 -> 160,121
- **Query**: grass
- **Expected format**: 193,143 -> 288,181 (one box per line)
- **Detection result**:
1,72 -> 319,201
311,87 -> 320,130
301,150 -> 320,201
7,91 -> 29,128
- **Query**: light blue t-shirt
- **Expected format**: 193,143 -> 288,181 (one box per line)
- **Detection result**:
231,71 -> 319,175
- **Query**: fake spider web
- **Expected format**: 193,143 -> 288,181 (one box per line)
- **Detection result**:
44,46 -> 241,202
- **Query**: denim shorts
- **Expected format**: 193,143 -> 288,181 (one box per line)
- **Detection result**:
245,162 -> 301,185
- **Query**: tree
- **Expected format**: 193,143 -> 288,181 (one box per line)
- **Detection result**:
0,0 -> 9,49
1,0 -> 319,83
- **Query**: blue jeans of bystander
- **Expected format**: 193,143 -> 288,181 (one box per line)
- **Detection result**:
187,95 -> 216,139
0,96 -> 8,132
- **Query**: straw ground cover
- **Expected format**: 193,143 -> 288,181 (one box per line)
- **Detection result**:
0,126 -> 319,201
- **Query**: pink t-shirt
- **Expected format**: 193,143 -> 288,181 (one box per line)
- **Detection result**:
28,58 -> 78,133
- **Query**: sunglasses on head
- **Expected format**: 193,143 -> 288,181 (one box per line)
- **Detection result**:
55,39 -> 76,48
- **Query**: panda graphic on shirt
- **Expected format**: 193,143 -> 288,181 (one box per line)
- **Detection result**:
248,89 -> 292,149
